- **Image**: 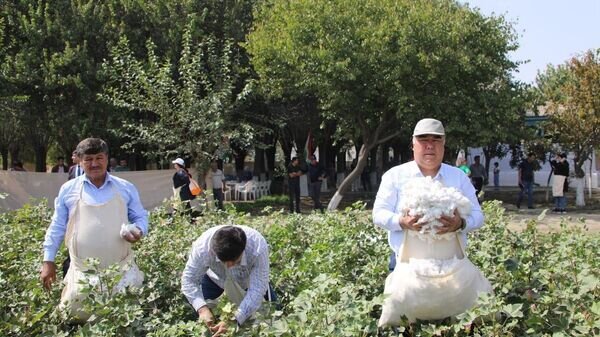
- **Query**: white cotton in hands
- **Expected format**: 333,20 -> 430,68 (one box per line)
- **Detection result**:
120,223 -> 141,238
400,176 -> 471,235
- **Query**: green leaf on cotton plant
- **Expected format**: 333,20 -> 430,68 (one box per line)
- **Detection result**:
502,303 -> 524,318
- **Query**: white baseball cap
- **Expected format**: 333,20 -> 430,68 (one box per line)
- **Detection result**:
413,118 -> 445,136
172,158 -> 185,166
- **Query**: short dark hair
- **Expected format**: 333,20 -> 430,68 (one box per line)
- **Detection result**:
527,152 -> 535,158
291,157 -> 298,162
211,226 -> 246,262
474,155 -> 480,161
57,156 -> 64,161
559,153 -> 567,159
75,138 -> 109,157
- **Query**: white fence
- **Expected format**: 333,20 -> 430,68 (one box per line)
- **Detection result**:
0,170 -> 175,212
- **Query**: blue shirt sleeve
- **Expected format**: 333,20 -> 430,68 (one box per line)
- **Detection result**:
42,183 -> 72,262
125,181 -> 149,235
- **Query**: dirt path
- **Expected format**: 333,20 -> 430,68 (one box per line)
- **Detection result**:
497,206 -> 600,233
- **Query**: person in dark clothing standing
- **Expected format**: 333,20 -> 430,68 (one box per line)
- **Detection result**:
550,153 -> 569,214
516,153 -> 536,209
469,155 -> 486,197
307,155 -> 327,212
68,151 -> 84,180
287,157 -> 303,213
172,158 -> 196,215
51,157 -> 69,173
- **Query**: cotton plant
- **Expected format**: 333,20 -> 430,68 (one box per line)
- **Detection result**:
399,176 -> 471,236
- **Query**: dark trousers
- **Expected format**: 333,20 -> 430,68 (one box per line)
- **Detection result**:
201,274 -> 278,303
472,177 -> 484,196
62,255 -> 71,278
517,180 -> 534,208
309,181 -> 323,211
388,252 -> 396,271
213,188 -> 224,210
289,183 -> 301,213
180,198 -> 193,216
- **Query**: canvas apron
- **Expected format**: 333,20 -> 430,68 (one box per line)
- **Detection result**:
379,230 -> 492,326
552,175 -> 566,197
59,183 -> 143,321
205,269 -> 262,306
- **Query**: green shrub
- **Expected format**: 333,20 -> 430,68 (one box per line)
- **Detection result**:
0,199 -> 598,336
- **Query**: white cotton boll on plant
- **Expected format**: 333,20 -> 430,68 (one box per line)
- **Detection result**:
399,177 -> 472,235
120,223 -> 141,238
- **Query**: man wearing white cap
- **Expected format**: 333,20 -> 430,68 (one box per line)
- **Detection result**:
172,157 -> 196,215
372,118 -> 484,270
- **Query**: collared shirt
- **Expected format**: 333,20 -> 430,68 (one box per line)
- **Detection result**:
469,163 -> 486,178
372,161 -> 484,254
210,169 -> 224,189
42,173 -> 149,262
181,225 -> 270,325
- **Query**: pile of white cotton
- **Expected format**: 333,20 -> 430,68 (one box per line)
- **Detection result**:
399,176 -> 471,235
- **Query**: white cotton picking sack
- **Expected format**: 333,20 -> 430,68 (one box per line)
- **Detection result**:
378,177 -> 492,326
378,234 -> 492,325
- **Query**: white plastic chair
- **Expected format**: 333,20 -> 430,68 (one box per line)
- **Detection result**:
257,181 -> 268,198
223,182 -> 232,201
234,182 -> 247,200
239,181 -> 257,201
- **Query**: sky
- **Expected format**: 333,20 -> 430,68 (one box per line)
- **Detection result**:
460,0 -> 600,84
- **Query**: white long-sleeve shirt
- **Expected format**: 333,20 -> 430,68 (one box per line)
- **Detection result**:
373,161 -> 484,254
181,225 -> 270,324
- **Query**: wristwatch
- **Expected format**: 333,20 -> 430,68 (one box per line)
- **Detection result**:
459,218 -> 466,231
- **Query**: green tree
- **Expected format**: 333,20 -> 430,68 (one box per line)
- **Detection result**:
100,25 -> 238,173
539,49 -> 600,206
247,0 -> 520,209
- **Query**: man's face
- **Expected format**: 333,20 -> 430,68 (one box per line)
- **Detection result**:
528,155 -> 535,163
412,135 -> 445,171
119,159 -> 127,167
292,159 -> 299,166
58,159 -> 64,165
72,153 -> 79,164
224,254 -> 242,268
110,158 -> 118,168
81,152 -> 108,181
211,162 -> 218,171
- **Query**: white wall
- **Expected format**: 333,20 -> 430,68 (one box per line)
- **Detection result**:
466,148 -> 598,188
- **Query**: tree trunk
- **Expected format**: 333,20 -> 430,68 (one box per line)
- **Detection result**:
253,146 -> 266,178
233,149 -> 247,181
265,133 -> 277,180
574,177 -> 585,206
1,148 -> 8,170
34,144 -> 48,172
9,146 -> 20,166
327,143 -> 371,211
482,148 -> 492,185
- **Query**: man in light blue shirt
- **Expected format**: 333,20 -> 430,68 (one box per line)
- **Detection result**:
373,118 -> 484,270
40,138 -> 148,291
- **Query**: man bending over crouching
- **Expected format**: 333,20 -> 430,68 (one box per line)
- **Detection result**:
181,225 -> 277,336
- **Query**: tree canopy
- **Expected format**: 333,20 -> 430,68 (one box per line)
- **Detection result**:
246,0 -> 522,208
537,49 -> 599,179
